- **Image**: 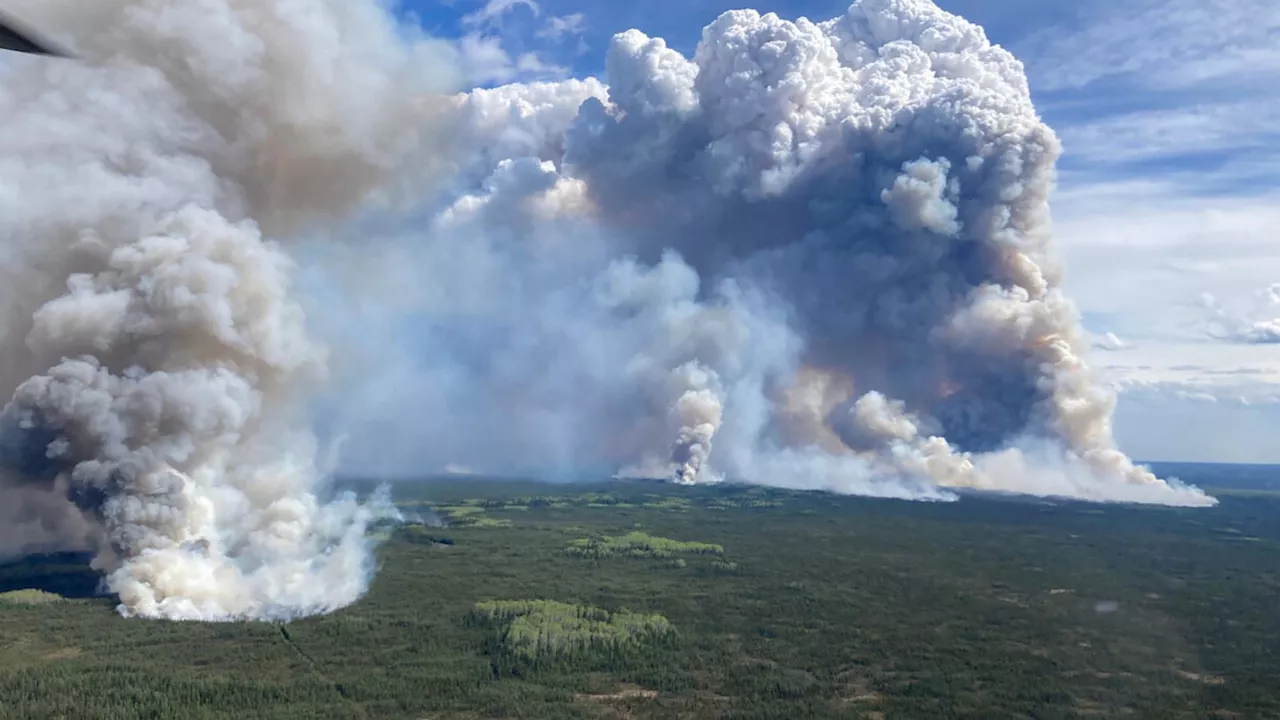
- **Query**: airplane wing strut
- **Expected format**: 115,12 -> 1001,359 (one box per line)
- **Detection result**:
0,10 -> 71,57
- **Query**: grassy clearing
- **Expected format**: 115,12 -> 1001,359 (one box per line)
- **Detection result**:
0,589 -> 64,605
565,531 -> 724,560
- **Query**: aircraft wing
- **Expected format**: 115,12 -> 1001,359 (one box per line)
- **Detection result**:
0,10 -> 70,57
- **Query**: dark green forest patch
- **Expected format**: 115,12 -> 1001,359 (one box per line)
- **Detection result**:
0,477 -> 1277,719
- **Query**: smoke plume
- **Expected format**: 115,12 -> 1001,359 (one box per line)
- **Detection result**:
0,0 -> 1217,621
316,0 -> 1215,507
0,0 -> 459,619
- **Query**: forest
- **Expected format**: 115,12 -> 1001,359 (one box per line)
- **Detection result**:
2,469 -> 1279,719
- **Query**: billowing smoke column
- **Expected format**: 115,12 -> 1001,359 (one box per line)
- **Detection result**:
0,0 -> 457,620
320,0 -> 1215,507
0,0 -> 1217,621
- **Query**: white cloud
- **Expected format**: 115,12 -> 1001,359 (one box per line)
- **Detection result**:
1200,285 -> 1280,345
451,0 -> 575,86
1050,175 -> 1280,458
1090,337 -> 1280,463
1113,387 -> 1280,464
1053,181 -> 1280,342
1092,332 -> 1127,351
514,51 -> 567,77
454,33 -> 520,85
462,0 -> 539,30
1017,0 -> 1280,208
1100,345 -> 1280,401
1020,0 -> 1280,94
536,12 -> 585,41
1055,99 -> 1280,168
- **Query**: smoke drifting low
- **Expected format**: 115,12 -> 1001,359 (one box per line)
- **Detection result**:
322,1 -> 1215,508
0,0 -> 1215,621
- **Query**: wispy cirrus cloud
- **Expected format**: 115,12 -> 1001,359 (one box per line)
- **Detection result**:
1005,0 -> 1280,458
1020,0 -> 1280,95
461,0 -> 540,29
441,0 -> 578,85
1049,176 -> 1280,461
1015,0 -> 1280,190
1092,332 -> 1127,352
535,11 -> 585,41
1108,360 -> 1280,464
1199,285 -> 1280,346
1054,100 -> 1280,169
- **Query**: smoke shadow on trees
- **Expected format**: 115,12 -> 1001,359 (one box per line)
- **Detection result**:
0,551 -> 106,599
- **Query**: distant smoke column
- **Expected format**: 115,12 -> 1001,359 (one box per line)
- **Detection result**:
0,0 -> 455,619
668,363 -> 724,484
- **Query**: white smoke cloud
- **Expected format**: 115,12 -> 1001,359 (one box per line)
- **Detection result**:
0,0 -> 1219,623
0,0 -> 461,620
313,0 -> 1215,507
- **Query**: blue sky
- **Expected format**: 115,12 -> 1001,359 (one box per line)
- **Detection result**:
391,0 -> 1280,463
402,1 -> 1066,87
